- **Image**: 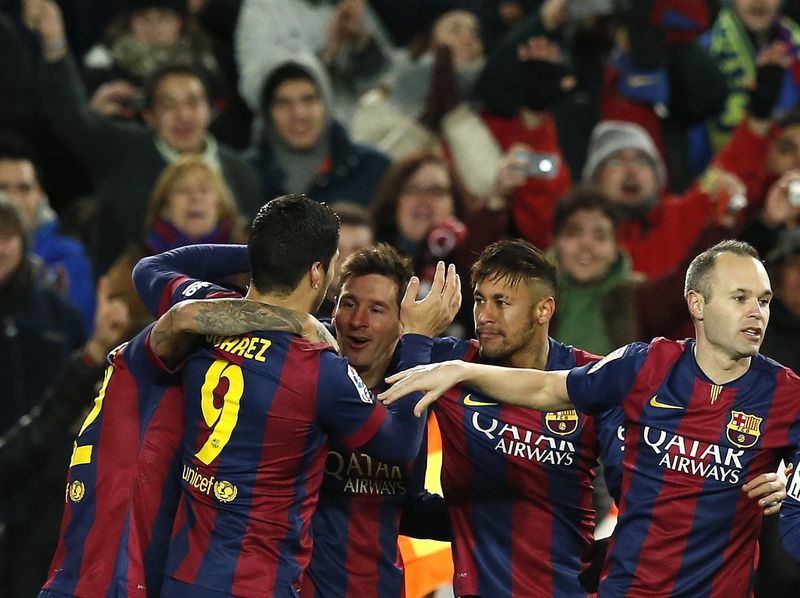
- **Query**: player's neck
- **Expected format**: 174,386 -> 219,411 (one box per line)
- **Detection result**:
357,343 -> 397,388
503,338 -> 549,370
245,286 -> 317,315
693,338 -> 752,385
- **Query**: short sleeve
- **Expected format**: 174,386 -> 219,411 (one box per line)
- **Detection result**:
566,343 -> 649,415
316,351 -> 387,450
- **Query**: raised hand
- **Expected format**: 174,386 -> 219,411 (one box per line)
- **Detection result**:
761,169 -> 800,228
22,0 -> 68,61
400,262 -> 461,337
90,80 -> 142,119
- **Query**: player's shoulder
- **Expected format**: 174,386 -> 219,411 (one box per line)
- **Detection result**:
581,341 -> 650,375
547,337 -> 600,368
431,336 -> 478,363
752,351 -> 800,388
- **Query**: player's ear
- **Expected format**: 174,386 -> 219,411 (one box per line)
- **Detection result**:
687,290 -> 704,321
536,295 -> 556,324
310,261 -> 324,289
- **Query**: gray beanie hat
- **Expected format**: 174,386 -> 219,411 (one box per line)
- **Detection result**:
581,121 -> 666,190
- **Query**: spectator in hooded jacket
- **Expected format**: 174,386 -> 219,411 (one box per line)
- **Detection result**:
242,51 -> 391,208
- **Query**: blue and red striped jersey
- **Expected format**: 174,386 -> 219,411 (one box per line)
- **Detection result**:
567,337 -> 800,597
430,336 -> 621,598
40,247 -> 245,598
162,331 -> 423,597
40,330 -> 176,598
301,339 -> 434,598
780,445 -> 800,559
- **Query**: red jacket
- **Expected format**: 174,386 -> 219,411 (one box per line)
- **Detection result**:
481,111 -> 572,250
617,121 -> 769,277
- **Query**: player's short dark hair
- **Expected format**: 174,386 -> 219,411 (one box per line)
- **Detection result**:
248,194 -> 339,294
338,243 -> 413,306
471,239 -> 558,297
684,240 -> 760,301
144,63 -> 210,110
260,63 -> 318,113
0,133 -> 43,185
552,185 -> 618,237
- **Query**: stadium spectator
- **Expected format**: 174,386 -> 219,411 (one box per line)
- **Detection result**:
581,119 -> 766,278
351,9 -> 502,198
550,186 -> 735,355
0,134 -> 95,331
241,53 -> 391,208
104,154 -> 248,337
370,151 -> 506,333
81,0 -> 220,97
23,0 -> 261,273
0,196 -> 84,594
236,0 -> 397,125
317,200 -> 375,318
693,0 -> 800,173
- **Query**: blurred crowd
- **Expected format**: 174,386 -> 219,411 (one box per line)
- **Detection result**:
2,0 -> 800,595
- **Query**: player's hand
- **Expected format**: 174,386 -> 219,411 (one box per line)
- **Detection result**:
743,471 -> 787,516
578,536 -> 611,593
379,360 -> 469,416
400,261 -> 461,337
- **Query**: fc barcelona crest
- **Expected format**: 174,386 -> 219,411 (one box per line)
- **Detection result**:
726,411 -> 762,448
545,410 -> 580,436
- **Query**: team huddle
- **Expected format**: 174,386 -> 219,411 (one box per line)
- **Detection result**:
39,194 -> 800,598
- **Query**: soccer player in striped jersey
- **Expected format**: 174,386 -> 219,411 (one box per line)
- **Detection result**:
152,195 -> 447,597
418,239 -> 623,598
303,244 -> 458,598
39,244 -> 331,598
382,240 -> 799,597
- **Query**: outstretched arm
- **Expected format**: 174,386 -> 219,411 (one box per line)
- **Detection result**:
132,244 -> 251,317
379,360 -> 571,417
150,298 -> 337,367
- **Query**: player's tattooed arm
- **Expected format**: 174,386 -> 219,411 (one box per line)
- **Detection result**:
149,298 -> 338,366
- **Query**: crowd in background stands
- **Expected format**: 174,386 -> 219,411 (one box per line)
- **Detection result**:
2,0 -> 800,595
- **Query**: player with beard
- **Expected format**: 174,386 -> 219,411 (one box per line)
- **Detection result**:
151,195 -> 438,597
383,240 -> 798,597
382,238 -> 624,598
303,244 -> 459,598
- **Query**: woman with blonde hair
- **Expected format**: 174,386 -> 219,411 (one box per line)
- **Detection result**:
105,154 -> 248,335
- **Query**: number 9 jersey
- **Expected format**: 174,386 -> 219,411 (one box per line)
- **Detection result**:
161,331 -> 399,597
